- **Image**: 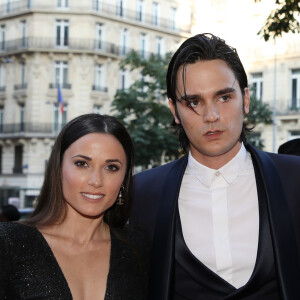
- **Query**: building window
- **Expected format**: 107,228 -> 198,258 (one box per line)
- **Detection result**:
55,61 -> 69,88
20,104 -> 25,132
93,105 -> 103,114
0,145 -> 2,174
0,25 -> 5,51
57,0 -> 69,8
170,7 -> 177,30
250,72 -> 263,101
21,61 -> 26,87
289,130 -> 300,139
155,36 -> 165,57
21,21 -> 27,48
136,0 -> 144,22
0,64 -> 5,90
291,69 -> 300,110
0,106 -> 3,133
93,0 -> 102,11
120,28 -> 129,55
95,23 -> 104,50
139,33 -> 148,59
13,145 -> 23,174
53,103 -> 67,132
152,2 -> 159,26
93,64 -> 106,92
55,20 -> 69,47
119,69 -> 130,90
116,0 -> 124,17
6,0 -> 11,13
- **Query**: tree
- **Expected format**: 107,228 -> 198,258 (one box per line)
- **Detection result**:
256,0 -> 300,41
247,88 -> 273,149
111,51 -> 179,169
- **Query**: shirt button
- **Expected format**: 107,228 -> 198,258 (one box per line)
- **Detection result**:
215,171 -> 220,176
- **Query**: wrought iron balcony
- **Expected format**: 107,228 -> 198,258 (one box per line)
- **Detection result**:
49,83 -> 72,89
91,2 -> 190,33
0,0 -> 191,33
0,37 -> 136,58
92,85 -> 108,92
0,122 -> 60,135
14,83 -> 27,90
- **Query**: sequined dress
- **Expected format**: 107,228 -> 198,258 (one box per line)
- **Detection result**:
0,222 -> 149,300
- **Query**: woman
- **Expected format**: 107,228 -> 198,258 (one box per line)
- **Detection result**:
0,114 -> 149,300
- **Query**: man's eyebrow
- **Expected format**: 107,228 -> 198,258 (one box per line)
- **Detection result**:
177,87 -> 236,102
177,94 -> 201,101
214,87 -> 236,97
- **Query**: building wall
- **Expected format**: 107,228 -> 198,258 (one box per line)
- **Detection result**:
0,0 -> 193,207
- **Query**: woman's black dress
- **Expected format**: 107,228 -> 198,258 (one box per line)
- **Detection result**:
0,222 -> 149,299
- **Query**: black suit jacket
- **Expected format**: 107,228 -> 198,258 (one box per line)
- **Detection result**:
131,144 -> 300,300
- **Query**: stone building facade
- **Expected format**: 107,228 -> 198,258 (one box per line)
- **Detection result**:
0,0 -> 193,207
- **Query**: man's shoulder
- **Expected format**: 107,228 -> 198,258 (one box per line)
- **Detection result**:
135,155 -> 187,180
247,144 -> 300,175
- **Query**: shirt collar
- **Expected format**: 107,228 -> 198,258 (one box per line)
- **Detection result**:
187,143 -> 248,187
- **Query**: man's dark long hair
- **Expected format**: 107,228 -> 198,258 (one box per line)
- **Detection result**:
166,33 -> 252,152
24,114 -> 134,228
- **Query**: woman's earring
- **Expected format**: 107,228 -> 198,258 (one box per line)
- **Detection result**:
116,186 -> 124,206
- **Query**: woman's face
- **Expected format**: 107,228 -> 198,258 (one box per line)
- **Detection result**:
61,133 -> 127,218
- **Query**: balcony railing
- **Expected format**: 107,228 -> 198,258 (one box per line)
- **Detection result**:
14,83 -> 27,90
49,83 -> 72,89
92,85 -> 108,92
91,2 -> 190,33
0,122 -> 61,135
0,37 -> 137,58
0,0 -> 32,16
290,99 -> 300,111
0,0 -> 191,33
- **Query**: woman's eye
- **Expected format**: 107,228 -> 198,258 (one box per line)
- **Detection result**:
219,95 -> 231,102
105,164 -> 119,172
75,161 -> 88,168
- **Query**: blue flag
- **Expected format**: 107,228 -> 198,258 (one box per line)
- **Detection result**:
58,84 -> 64,115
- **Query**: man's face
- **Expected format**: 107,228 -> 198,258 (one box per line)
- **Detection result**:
169,59 -> 250,169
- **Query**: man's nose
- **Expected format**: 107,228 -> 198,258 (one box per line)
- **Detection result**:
88,170 -> 103,188
203,103 -> 220,123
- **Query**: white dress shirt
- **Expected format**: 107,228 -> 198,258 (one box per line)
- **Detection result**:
178,144 -> 259,288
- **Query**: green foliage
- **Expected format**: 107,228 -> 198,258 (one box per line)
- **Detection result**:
247,87 -> 273,149
111,51 -> 179,168
255,0 -> 300,41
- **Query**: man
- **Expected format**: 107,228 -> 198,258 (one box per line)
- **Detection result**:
131,33 -> 300,300
278,138 -> 300,156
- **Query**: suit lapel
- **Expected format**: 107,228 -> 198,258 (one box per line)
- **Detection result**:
149,156 -> 188,300
247,145 -> 300,299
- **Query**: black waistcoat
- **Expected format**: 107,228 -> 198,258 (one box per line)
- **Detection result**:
173,167 -> 282,300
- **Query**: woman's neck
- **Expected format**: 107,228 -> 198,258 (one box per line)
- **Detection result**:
40,207 -> 110,248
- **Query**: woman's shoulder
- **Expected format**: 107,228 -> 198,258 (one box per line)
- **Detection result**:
0,222 -> 37,246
